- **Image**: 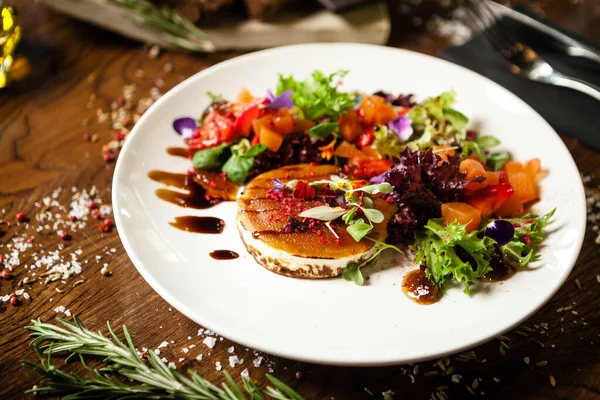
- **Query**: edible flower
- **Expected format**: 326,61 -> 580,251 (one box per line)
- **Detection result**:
292,180 -> 314,200
387,115 -> 413,141
265,89 -> 294,110
318,137 -> 336,160
173,117 -> 197,139
484,219 -> 515,246
369,171 -> 388,184
272,178 -> 284,193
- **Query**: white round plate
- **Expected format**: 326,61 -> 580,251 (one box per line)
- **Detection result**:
113,44 -> 586,366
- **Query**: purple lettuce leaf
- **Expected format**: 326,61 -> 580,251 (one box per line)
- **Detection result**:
385,148 -> 468,245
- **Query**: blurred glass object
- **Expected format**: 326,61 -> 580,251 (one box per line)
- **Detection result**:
1,0 -> 21,88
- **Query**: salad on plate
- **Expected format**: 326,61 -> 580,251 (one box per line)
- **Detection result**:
162,70 -> 554,304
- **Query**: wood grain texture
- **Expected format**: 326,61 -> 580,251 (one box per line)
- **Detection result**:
1,1 -> 599,399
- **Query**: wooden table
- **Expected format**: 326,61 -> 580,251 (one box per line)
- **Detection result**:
1,1 -> 599,399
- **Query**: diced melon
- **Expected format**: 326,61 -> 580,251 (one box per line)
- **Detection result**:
460,159 -> 487,192
506,171 -> 538,203
525,158 -> 541,180
495,194 -> 524,218
334,141 -> 366,159
441,202 -> 482,233
259,125 -> 284,152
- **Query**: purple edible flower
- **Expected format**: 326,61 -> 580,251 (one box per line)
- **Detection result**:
272,178 -> 284,193
388,115 -> 413,141
484,220 -> 515,246
370,171 -> 388,184
173,117 -> 197,139
265,89 -> 294,110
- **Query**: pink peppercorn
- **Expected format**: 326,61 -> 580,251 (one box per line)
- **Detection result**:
9,293 -> 19,306
68,215 -> 77,221
87,201 -> 97,209
59,231 -> 70,240
1,269 -> 12,279
91,209 -> 101,219
16,212 -> 26,222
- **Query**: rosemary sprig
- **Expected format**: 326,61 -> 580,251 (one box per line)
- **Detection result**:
105,0 -> 215,52
22,317 -> 304,399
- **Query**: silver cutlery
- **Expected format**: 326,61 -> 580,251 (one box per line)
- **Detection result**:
488,1 -> 600,66
466,0 -> 600,101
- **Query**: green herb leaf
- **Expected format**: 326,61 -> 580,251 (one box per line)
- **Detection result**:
476,135 -> 501,148
298,206 -> 347,221
351,182 -> 393,195
309,122 -> 339,139
191,143 -> 229,170
342,208 -> 357,224
443,108 -> 469,130
347,220 -> 373,242
276,70 -> 357,120
363,208 -> 384,224
243,143 -> 268,157
342,262 -> 364,285
206,90 -> 222,101
486,151 -> 510,171
362,196 -> 374,209
502,240 -> 534,266
22,317 -> 303,400
461,141 -> 487,163
222,154 -> 255,185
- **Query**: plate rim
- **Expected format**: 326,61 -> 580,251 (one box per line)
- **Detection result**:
112,43 -> 587,366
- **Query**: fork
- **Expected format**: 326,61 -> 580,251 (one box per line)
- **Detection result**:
466,0 -> 600,101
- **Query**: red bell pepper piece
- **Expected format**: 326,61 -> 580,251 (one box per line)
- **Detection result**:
356,127 -> 375,148
233,104 -> 262,137
467,184 -> 514,218
349,158 -> 392,179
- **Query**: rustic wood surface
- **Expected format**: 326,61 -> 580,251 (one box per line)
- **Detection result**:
1,0 -> 599,399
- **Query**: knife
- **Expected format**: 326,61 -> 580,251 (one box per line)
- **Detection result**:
488,0 -> 600,65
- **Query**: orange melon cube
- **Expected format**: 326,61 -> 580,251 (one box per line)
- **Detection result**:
495,194 -> 525,218
460,159 -> 488,192
441,202 -> 482,233
259,125 -> 284,152
507,171 -> 538,203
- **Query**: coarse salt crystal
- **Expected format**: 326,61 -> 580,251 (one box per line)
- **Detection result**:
229,356 -> 240,368
158,341 -> 169,349
215,361 -> 222,371
451,374 -> 462,383
252,356 -> 263,367
182,347 -> 189,354
196,354 -> 203,361
168,362 -> 176,370
203,337 -> 217,349
241,369 -> 249,378
227,346 -> 235,353
178,358 -> 185,362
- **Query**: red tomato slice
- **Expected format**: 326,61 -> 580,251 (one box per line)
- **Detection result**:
186,111 -> 234,149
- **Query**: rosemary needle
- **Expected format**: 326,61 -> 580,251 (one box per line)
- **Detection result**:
22,316 -> 304,400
